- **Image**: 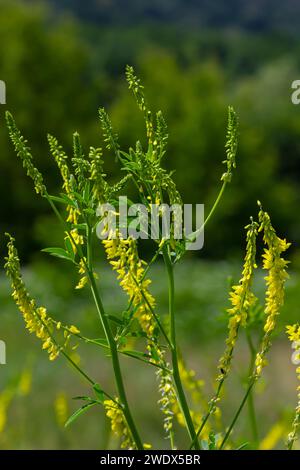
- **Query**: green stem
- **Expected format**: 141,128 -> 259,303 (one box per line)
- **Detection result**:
246,330 -> 258,446
162,245 -> 200,450
203,182 -> 227,230
187,182 -> 227,245
86,223 -> 143,450
219,379 -> 255,449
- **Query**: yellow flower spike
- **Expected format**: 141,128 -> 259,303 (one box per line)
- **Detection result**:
286,323 -> 300,449
254,204 -> 290,379
218,218 -> 258,381
103,231 -> 176,439
104,399 -> 137,449
5,234 -> 80,362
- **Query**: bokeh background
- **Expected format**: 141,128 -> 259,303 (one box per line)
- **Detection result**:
0,0 -> 300,449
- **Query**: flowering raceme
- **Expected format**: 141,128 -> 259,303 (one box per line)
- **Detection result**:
103,233 -> 177,438
218,219 -> 258,381
5,234 -> 79,361
254,204 -> 290,377
286,324 -> 300,449
104,399 -> 136,449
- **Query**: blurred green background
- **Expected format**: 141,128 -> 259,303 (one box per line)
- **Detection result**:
0,0 -> 300,449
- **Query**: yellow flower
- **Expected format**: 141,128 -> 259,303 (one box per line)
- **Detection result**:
253,205 -> 290,379
104,399 -> 136,449
69,325 -> 80,335
286,324 -> 300,449
5,234 -> 80,362
286,324 -> 300,342
103,233 -> 176,438
75,258 -> 89,290
218,219 -> 258,380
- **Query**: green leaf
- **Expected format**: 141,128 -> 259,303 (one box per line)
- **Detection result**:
47,195 -> 69,205
58,193 -> 78,208
42,247 -> 74,262
122,349 -> 149,359
72,396 -> 95,402
65,402 -> 97,427
87,338 -> 109,348
93,384 -> 104,403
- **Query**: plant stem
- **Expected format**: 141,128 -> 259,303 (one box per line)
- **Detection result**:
219,379 -> 255,449
86,223 -> 143,450
162,245 -> 200,450
188,181 -> 227,245
246,330 -> 258,446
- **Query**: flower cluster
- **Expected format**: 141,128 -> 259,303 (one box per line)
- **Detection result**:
5,234 -> 80,361
218,218 -> 258,381
103,235 -> 156,337
6,112 -> 46,195
104,399 -> 136,449
286,324 -> 300,449
48,133 -> 83,248
254,204 -> 290,377
221,106 -> 238,183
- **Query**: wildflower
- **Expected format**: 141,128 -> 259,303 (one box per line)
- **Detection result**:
72,132 -> 90,188
89,146 -> 108,202
157,368 -> 177,435
75,258 -> 89,290
221,106 -> 238,183
286,324 -> 300,449
125,65 -> 153,144
287,324 -> 300,342
103,235 -> 157,337
48,134 -> 83,248
218,218 -> 258,380
6,112 -> 46,195
99,107 -> 120,160
69,325 -> 80,335
254,204 -> 290,377
48,134 -> 72,194
5,234 -> 79,361
103,233 -> 176,437
104,399 -> 136,449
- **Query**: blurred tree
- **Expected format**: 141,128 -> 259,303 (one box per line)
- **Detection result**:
0,0 -> 106,259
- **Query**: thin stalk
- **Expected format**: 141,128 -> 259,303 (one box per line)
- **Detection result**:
188,181 -> 227,245
162,245 -> 200,450
77,333 -> 171,372
130,272 -> 172,348
246,330 -> 258,446
86,223 -> 143,450
219,380 -> 255,449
